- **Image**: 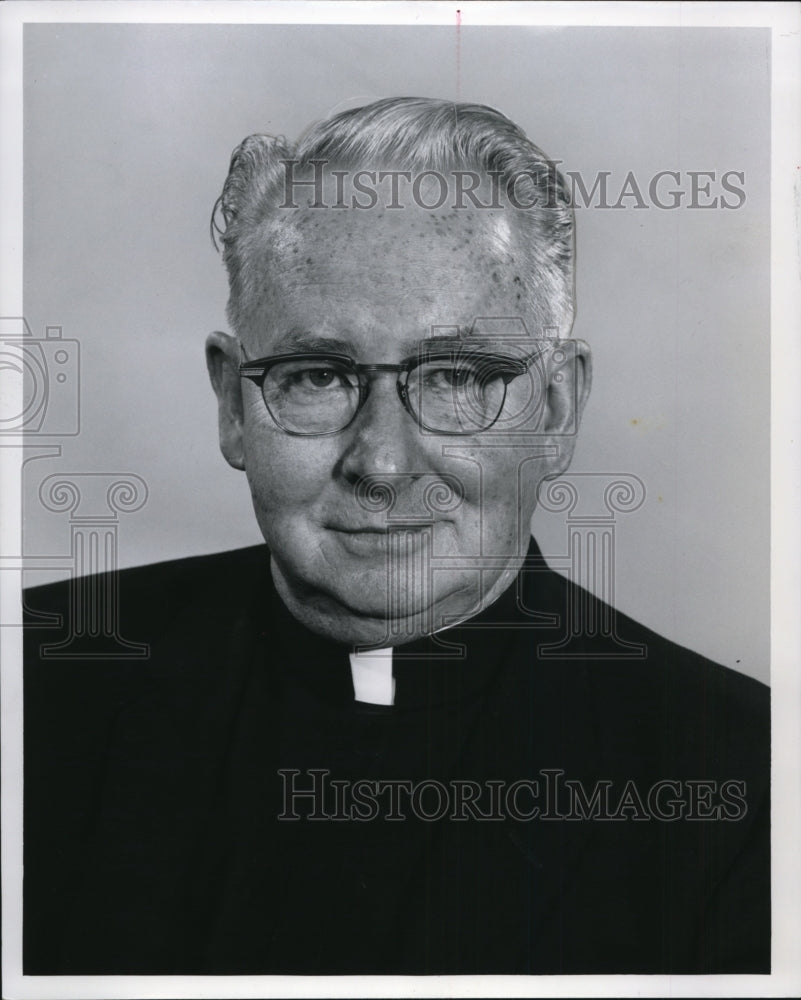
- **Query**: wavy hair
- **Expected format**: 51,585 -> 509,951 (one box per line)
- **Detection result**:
212,97 -> 575,336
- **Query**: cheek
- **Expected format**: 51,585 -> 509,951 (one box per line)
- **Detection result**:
452,450 -> 544,535
241,422 -> 334,522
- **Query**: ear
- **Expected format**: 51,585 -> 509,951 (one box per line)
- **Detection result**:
206,330 -> 246,471
541,337 -> 592,469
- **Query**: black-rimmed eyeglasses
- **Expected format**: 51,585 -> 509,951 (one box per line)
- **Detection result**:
239,345 -> 549,436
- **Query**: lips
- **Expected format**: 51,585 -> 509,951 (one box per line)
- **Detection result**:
326,524 -> 431,534
329,526 -> 391,534
327,523 -> 432,556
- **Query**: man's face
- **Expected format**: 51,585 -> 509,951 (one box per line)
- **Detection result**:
208,200 -> 589,645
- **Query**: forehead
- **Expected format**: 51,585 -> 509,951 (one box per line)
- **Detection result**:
243,205 -> 532,351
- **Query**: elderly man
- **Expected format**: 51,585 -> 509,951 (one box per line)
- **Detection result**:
24,98 -> 769,975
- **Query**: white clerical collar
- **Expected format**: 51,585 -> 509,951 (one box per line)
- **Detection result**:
348,616 -> 470,706
349,648 -> 394,706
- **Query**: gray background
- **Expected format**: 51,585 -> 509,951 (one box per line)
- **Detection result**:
22,24 -> 770,682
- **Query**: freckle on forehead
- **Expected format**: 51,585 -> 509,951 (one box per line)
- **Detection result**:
270,208 -> 515,277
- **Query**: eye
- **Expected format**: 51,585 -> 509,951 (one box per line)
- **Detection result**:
421,360 -> 509,393
426,366 -> 472,389
305,368 -> 339,388
282,364 -> 357,392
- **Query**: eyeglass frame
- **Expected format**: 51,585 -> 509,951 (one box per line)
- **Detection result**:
238,343 -> 553,437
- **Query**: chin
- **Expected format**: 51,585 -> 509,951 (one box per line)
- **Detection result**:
325,573 -> 486,638
275,554 -> 479,645
296,608 -> 403,647
288,595 -> 445,648
316,574 -> 430,622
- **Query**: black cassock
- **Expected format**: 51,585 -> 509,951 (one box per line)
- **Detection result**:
23,540 -> 769,974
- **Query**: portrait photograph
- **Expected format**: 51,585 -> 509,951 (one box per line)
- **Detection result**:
1,2 -> 799,998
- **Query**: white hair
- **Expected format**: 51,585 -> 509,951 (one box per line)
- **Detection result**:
212,97 -> 575,336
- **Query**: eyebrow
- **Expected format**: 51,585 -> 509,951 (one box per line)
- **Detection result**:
270,330 -> 355,354
423,333 -> 472,346
268,327 -> 508,358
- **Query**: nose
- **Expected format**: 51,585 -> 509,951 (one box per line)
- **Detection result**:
337,373 -> 428,484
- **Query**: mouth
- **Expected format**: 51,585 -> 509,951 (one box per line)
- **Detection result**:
326,523 -> 433,555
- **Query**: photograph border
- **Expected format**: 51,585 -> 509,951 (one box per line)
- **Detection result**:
1,2 -> 799,998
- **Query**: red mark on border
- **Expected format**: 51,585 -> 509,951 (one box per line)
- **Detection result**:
456,9 -> 462,100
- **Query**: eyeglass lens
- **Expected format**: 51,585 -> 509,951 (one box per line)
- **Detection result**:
261,355 -> 511,434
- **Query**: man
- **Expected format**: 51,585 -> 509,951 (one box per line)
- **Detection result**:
24,98 -> 769,975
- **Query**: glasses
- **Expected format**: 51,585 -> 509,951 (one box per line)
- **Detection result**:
239,344 -> 550,436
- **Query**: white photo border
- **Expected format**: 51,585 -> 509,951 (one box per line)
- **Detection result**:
1,2 -> 799,998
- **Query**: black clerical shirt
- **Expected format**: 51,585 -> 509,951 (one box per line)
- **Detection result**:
23,540 -> 770,974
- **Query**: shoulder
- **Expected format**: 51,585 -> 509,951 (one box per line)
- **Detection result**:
24,545 -> 274,816
24,544 -> 271,637
23,545 -> 274,752
590,594 -> 768,748
22,546 -> 272,971
504,565 -> 770,972
515,562 -> 769,776
537,560 -> 768,701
